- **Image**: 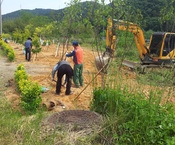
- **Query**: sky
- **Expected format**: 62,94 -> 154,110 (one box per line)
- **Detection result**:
1,0 -> 110,15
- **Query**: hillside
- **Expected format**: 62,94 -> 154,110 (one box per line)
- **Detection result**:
2,1 -> 104,21
2,8 -> 64,21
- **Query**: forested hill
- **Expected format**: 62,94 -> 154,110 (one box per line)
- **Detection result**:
2,1 -> 106,22
2,1 -> 101,21
2,8 -> 63,21
2,0 -> 175,33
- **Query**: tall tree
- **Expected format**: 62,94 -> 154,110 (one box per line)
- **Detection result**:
128,0 -> 166,31
59,0 -> 84,41
159,0 -> 175,31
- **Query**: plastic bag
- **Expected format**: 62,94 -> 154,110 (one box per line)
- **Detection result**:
23,47 -> 26,54
41,87 -> 49,93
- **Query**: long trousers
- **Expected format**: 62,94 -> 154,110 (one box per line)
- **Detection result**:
25,48 -> 31,61
73,64 -> 84,87
56,64 -> 73,95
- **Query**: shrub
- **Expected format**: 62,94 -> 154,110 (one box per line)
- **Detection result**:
0,40 -> 15,61
14,64 -> 42,114
7,51 -> 15,62
91,87 -> 175,144
20,81 -> 42,113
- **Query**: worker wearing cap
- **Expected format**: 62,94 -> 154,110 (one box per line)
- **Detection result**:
52,60 -> 73,95
24,37 -> 32,61
66,41 -> 84,88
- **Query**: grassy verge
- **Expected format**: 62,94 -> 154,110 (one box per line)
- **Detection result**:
0,60 -> 52,144
0,89 -> 56,145
90,68 -> 175,145
0,82 -> 95,145
0,95 -> 96,144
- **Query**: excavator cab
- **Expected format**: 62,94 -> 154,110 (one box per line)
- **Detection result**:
148,32 -> 175,64
149,32 -> 165,57
162,33 -> 175,57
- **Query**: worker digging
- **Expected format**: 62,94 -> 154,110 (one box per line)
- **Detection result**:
51,60 -> 74,95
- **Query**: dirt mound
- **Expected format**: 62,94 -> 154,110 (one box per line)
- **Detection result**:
44,110 -> 103,131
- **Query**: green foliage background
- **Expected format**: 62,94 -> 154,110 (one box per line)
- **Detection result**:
2,0 -> 175,45
1,0 -> 175,144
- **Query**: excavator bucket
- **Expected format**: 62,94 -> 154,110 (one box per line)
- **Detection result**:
95,55 -> 111,73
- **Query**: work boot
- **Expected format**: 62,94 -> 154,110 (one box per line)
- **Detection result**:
55,93 -> 60,95
65,91 -> 73,95
72,84 -> 79,88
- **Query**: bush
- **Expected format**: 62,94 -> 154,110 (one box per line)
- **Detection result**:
91,87 -> 175,144
20,81 -> 42,112
0,40 -> 15,61
14,64 -> 42,114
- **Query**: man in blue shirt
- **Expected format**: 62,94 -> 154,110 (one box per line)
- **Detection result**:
24,37 -> 32,61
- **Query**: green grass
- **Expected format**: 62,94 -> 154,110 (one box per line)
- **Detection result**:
0,95 -> 38,144
91,83 -> 175,144
0,48 -> 5,56
0,95 -> 63,144
0,91 -> 96,145
0,98 -> 22,144
0,78 -> 54,144
1,39 -> 175,144
89,63 -> 175,144
136,67 -> 175,86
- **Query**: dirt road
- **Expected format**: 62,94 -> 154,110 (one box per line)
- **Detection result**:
1,41 -> 98,112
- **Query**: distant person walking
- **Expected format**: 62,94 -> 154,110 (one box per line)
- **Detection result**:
52,60 -> 74,95
24,37 -> 32,61
66,41 -> 84,88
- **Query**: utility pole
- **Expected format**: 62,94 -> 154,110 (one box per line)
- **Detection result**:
0,0 -> 3,39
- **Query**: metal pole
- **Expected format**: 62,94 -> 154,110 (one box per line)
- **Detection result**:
0,0 -> 3,37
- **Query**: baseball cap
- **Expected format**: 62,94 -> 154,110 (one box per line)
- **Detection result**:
72,41 -> 78,46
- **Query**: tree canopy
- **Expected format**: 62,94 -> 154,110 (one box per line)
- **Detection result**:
2,0 -> 175,44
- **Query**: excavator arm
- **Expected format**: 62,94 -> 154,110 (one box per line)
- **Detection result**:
116,20 -> 148,60
105,18 -> 117,57
96,18 -> 149,73
95,18 -> 175,73
106,18 -> 149,60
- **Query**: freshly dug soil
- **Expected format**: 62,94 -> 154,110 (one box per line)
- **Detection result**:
44,110 -> 103,131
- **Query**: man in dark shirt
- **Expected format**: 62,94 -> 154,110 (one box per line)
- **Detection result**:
24,37 -> 32,61
52,60 -> 73,95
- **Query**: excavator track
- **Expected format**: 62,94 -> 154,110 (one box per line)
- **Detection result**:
122,60 -> 139,69
122,59 -> 174,73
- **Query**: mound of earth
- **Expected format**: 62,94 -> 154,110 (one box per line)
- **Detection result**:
43,110 -> 103,131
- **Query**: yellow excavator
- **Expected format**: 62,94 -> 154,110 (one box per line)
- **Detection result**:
95,18 -> 175,72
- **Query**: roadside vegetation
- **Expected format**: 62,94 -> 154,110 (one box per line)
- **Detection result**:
14,64 -> 42,114
1,65 -> 175,144
1,0 -> 175,144
0,40 -> 15,61
90,75 -> 175,144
